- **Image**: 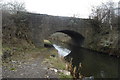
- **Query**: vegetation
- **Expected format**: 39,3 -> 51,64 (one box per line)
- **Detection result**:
59,73 -> 73,78
43,49 -> 84,79
0,0 -> 26,14
42,49 -> 73,78
43,49 -> 66,69
1,0 -> 119,79
89,1 -> 120,55
1,0 -> 119,56
1,1 -> 35,57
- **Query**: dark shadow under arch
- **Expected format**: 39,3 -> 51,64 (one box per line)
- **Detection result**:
56,30 -> 85,47
44,30 -> 85,48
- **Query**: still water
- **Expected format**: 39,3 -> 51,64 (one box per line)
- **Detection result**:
53,44 -> 119,78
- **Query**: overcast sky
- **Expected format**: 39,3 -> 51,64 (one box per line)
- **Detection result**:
3,0 -> 120,18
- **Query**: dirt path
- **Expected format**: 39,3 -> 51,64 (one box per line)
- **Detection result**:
2,48 -> 59,78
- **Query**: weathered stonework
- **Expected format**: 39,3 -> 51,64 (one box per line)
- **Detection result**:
17,12 -> 95,47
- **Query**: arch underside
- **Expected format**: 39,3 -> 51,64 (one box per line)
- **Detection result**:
46,30 -> 85,47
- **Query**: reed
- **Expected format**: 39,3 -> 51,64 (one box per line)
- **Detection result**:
65,57 -> 84,79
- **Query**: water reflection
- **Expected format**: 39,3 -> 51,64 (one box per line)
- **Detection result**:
53,44 -> 119,78
69,46 -> 118,78
53,44 -> 71,57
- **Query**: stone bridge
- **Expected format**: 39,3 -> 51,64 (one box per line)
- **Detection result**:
17,12 -> 95,47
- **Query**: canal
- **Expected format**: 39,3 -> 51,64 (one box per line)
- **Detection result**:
53,43 -> 119,78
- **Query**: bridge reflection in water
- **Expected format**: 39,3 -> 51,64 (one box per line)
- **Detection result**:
53,44 -> 119,78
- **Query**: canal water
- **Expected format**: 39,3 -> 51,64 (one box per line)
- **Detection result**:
53,44 -> 119,78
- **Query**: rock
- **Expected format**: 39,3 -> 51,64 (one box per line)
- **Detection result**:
46,75 -> 49,78
45,75 -> 49,78
20,73 -> 24,76
62,70 -> 70,75
49,68 -> 58,73
58,70 -> 70,75
32,64 -> 37,66
11,60 -> 17,63
49,67 -> 71,75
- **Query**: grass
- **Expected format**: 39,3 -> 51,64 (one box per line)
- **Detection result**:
44,53 -> 83,79
2,43 -> 47,53
59,73 -> 73,78
43,49 -> 66,70
43,49 -> 73,78
2,43 -> 51,64
49,57 -> 66,70
2,39 -> 51,57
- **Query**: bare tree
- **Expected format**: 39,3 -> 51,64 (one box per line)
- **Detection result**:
89,1 -> 120,54
89,1 -> 117,30
1,1 -> 26,14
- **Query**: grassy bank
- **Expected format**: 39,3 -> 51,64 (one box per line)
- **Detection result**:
43,49 -> 73,78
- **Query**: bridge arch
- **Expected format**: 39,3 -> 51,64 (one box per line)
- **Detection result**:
45,30 -> 85,47
22,12 -> 94,47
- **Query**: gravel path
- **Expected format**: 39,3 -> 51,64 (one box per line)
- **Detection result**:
2,49 -> 59,78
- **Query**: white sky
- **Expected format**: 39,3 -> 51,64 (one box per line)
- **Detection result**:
3,0 -> 120,18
